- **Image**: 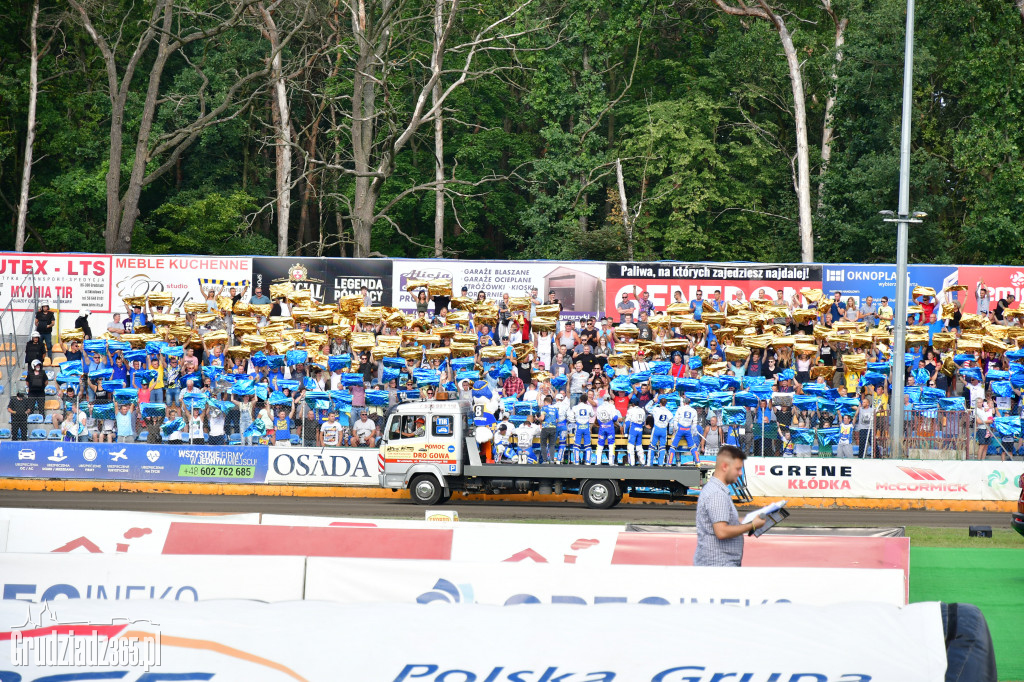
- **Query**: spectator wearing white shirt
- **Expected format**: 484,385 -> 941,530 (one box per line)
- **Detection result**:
352,411 -> 377,446
320,411 -> 345,447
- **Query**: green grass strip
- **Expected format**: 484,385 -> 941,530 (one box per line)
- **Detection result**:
910,547 -> 1024,681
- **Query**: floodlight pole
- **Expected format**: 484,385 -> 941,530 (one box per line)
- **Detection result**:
887,0 -> 918,461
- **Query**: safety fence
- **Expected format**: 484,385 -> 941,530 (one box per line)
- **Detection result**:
4,400 -> 994,461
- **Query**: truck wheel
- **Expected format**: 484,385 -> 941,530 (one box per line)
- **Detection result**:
610,489 -> 624,508
582,480 -> 616,510
439,488 -> 452,503
410,474 -> 443,505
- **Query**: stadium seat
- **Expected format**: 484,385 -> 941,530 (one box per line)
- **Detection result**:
43,399 -> 60,411
0,429 -> 11,440
47,430 -> 62,440
44,386 -> 57,396
45,371 -> 55,381
289,435 -> 301,445
0,384 -> 4,393
29,429 -> 46,440
137,431 -> 149,442
27,414 -> 44,424
19,371 -> 26,380
228,434 -> 242,445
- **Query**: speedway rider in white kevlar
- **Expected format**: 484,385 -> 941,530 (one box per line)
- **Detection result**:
670,395 -> 699,465
625,400 -> 648,466
514,415 -> 541,464
594,401 -> 620,466
650,396 -> 674,466
570,398 -> 595,465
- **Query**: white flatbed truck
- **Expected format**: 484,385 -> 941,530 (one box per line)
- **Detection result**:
377,399 -> 713,509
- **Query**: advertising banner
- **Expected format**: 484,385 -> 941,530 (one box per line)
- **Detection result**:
745,457 -> 1024,501
821,264 -> 958,309
0,253 -> 110,313
0,599 -> 948,681
264,446 -> 376,485
251,257 -> 392,305
605,261 -> 823,315
0,442 -> 267,484
0,554 -> 305,601
305,558 -> 907,606
448,524 -> 623,564
956,265 -> 1024,314
391,259 -> 607,320
0,508 -> 259,554
110,255 -> 253,314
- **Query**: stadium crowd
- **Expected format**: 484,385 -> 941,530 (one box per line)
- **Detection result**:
6,277 -> 1024,463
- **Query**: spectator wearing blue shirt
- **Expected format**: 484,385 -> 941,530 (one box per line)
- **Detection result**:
272,404 -> 296,445
689,289 -> 705,321
249,286 -> 272,306
125,303 -> 148,333
828,291 -> 846,323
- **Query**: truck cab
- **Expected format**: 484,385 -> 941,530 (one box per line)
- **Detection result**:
378,400 -> 475,504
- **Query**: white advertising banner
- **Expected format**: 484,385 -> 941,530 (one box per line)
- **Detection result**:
391,258 -> 607,320
0,252 -> 111,313
305,558 -> 907,606
0,508 -> 260,554
264,447 -> 377,485
0,554 -> 305,602
448,523 -> 623,564
0,599 -> 947,681
746,457 -> 1024,501
102,254 -> 252,324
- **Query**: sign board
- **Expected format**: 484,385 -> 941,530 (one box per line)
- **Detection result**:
0,554 -> 305,602
264,447 -> 376,485
0,442 -> 267,484
0,599 -> 947,681
746,457 -> 1024,501
304,558 -> 907,606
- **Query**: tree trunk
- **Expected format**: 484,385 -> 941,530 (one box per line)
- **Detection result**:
350,0 -> 381,258
298,115 -> 322,254
261,3 -> 292,257
432,0 -> 445,257
818,16 -> 848,213
615,158 -> 633,261
109,0 -> 174,253
14,0 -> 40,252
776,19 -> 814,263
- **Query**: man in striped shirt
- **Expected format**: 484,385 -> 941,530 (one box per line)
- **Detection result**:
694,445 -> 765,566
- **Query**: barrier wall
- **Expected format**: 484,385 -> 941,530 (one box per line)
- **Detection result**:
0,600 -> 948,680
3,252 -> 1024,332
0,442 -> 1019,508
304,558 -> 906,606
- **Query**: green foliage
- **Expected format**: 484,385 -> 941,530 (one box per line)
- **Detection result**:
139,190 -> 271,256
0,0 -> 1021,262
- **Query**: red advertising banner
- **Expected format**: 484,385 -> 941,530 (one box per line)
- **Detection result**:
0,253 -> 111,313
955,265 -> 1024,314
604,262 -> 822,317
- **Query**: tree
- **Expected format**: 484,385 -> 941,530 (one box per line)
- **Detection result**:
322,0 -> 540,257
14,0 -> 40,252
709,0 -> 815,262
67,0 -> 277,253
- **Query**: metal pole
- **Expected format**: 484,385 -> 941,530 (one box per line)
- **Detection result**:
890,0 -> 916,461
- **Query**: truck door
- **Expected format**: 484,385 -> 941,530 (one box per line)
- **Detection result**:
381,413 -> 429,470
430,414 -> 461,474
